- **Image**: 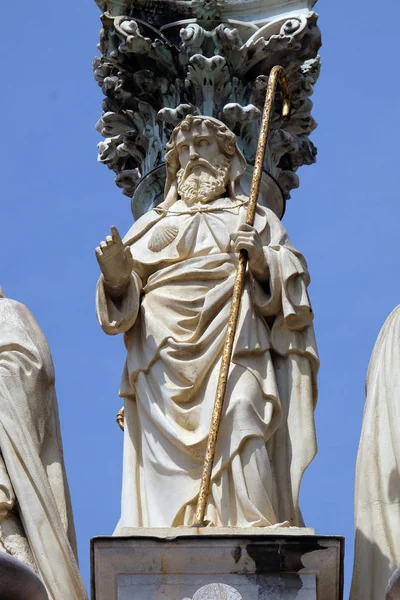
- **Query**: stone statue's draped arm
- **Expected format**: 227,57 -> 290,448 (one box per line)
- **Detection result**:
247,209 -> 318,525
0,299 -> 87,600
250,212 -> 315,331
0,454 -> 15,518
96,270 -> 142,336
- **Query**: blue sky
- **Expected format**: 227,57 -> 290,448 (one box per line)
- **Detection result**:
2,0 -> 398,596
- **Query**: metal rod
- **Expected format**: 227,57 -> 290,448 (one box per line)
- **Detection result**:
192,66 -> 291,527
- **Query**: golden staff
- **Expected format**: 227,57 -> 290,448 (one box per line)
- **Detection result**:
193,65 -> 291,527
116,406 -> 125,431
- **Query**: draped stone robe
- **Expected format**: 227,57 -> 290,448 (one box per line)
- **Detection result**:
0,297 -> 87,600
96,198 -> 319,529
351,305 -> 400,600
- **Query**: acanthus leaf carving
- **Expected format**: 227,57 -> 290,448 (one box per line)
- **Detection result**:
186,54 -> 231,116
192,0 -> 225,21
93,3 -> 322,209
179,24 -> 208,56
222,103 -> 260,131
158,104 -> 200,126
95,110 -> 137,138
115,168 -> 142,197
114,17 -> 177,71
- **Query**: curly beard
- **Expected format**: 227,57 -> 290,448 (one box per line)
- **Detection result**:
177,156 -> 230,205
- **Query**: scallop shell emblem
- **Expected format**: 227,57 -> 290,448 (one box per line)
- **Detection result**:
148,223 -> 179,252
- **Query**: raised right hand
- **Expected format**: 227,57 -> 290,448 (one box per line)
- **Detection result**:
95,226 -> 133,292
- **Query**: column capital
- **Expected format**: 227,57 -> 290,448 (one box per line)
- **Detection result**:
93,0 -> 321,217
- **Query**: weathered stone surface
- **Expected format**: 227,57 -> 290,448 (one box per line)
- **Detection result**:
192,583 -> 243,600
91,532 -> 343,600
93,0 -> 321,216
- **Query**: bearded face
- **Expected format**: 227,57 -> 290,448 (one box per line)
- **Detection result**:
176,155 -> 231,205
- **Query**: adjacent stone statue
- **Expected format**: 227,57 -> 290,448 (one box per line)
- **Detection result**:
351,305 -> 400,600
0,289 -> 87,599
96,116 -> 319,530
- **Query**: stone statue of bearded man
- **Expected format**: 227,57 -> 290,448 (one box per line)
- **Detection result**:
95,115 -> 319,531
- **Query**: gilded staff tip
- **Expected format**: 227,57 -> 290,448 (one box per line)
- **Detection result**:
282,104 -> 291,121
116,407 -> 125,431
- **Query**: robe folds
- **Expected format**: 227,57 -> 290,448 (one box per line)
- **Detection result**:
351,305 -> 400,600
0,298 -> 87,600
96,198 -> 319,529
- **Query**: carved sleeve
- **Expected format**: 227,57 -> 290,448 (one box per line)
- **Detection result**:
96,270 -> 143,335
253,210 -> 314,331
0,453 -> 15,519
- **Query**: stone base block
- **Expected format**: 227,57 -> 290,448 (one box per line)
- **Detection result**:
91,530 -> 344,600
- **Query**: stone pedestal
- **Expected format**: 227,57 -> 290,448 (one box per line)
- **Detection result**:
91,529 -> 343,599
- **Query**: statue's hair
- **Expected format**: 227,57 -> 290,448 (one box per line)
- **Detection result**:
165,115 -> 236,178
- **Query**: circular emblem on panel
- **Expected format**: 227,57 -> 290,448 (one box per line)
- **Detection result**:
192,583 -> 243,599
